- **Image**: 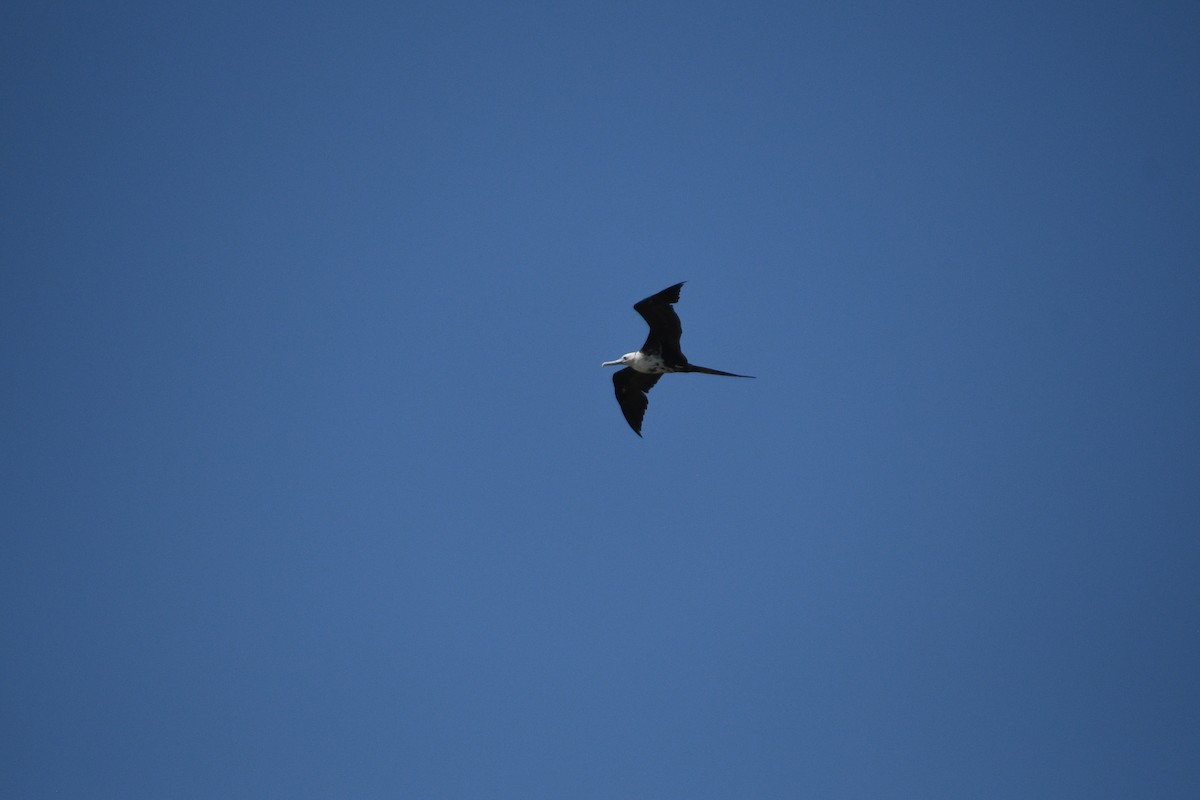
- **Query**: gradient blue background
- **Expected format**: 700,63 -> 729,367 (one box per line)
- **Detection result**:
3,2 -> 1198,797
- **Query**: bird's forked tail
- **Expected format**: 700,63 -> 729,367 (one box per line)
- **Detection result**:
682,364 -> 754,378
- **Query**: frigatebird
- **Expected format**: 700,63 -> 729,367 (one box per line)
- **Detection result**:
602,282 -> 753,436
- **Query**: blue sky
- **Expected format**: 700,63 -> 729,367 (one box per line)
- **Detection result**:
3,1 -> 1198,797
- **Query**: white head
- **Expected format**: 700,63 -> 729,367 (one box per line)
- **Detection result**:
601,352 -> 638,367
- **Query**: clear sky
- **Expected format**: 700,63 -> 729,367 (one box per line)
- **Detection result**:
3,2 -> 1198,797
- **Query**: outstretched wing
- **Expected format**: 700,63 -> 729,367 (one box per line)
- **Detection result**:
633,282 -> 685,364
612,367 -> 662,437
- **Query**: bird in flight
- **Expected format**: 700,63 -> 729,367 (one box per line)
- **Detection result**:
602,282 -> 753,436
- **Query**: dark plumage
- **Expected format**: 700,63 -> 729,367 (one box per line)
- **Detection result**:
603,282 -> 753,436
611,369 -> 662,435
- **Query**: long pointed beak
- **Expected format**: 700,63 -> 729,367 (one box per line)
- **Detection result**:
601,359 -> 622,367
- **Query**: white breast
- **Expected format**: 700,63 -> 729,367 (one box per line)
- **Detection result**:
630,352 -> 668,374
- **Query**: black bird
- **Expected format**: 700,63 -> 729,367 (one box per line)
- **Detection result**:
602,282 -> 753,436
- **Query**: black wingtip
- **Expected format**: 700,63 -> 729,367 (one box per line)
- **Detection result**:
638,282 -> 685,307
662,281 -> 685,303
